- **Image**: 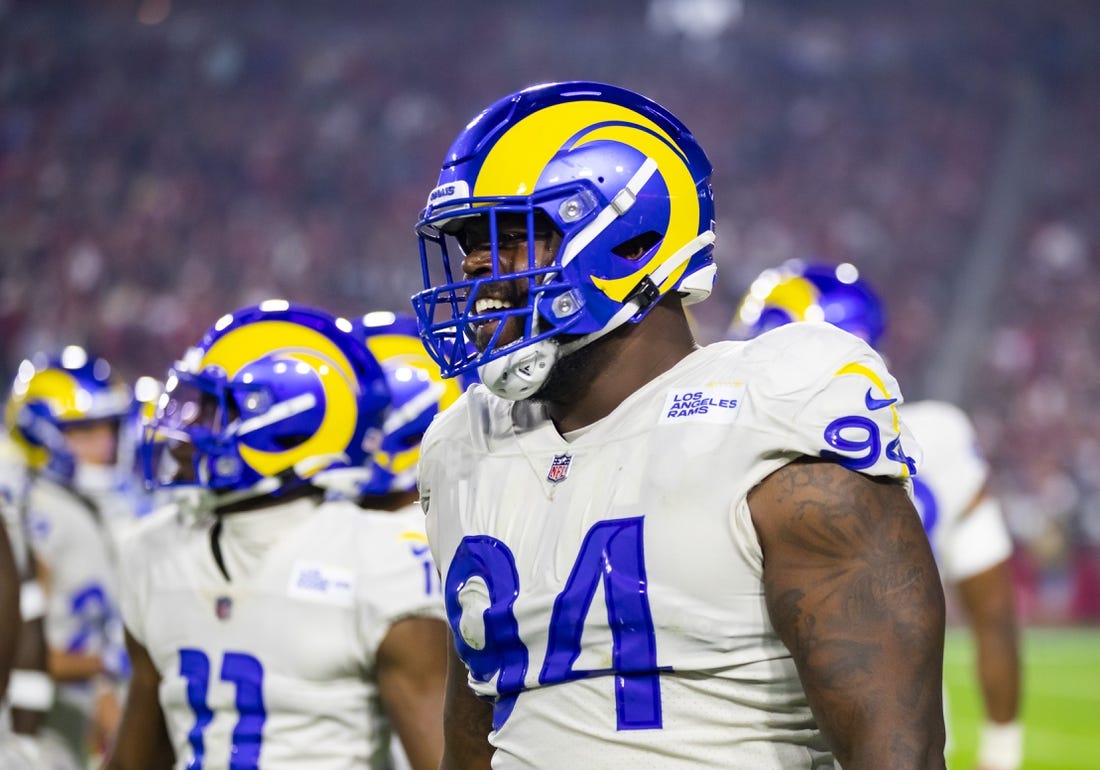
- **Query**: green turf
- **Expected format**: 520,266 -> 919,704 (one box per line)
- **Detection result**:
944,627 -> 1100,770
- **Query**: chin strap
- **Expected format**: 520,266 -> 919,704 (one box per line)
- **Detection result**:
478,339 -> 561,401
478,230 -> 716,401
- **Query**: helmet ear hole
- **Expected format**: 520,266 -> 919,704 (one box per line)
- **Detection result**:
612,231 -> 662,260
273,434 -> 310,450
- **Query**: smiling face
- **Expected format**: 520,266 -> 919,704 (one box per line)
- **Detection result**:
453,211 -> 563,354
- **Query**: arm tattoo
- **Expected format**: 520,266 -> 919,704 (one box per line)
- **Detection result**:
753,459 -> 946,769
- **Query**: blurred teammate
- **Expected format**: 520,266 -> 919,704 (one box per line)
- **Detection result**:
411,81 -> 945,768
104,300 -> 447,770
355,311 -> 464,510
5,347 -> 133,767
732,260 -> 1022,770
353,310 -> 461,770
96,374 -> 166,544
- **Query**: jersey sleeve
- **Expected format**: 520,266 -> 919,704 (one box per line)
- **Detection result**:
939,495 -> 1013,581
902,400 -> 1012,581
755,323 -> 921,480
903,400 -> 988,524
356,507 -> 445,664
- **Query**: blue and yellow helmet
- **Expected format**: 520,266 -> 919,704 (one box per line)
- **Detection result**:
144,301 -> 390,497
5,346 -> 133,480
412,81 -> 716,396
357,311 -> 463,496
732,261 -> 886,348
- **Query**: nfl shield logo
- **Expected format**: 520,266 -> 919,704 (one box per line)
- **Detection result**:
215,596 -> 232,620
547,454 -> 572,483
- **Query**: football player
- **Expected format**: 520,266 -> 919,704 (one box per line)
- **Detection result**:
412,81 -> 946,769
5,347 -> 133,768
103,300 -> 447,770
352,310 -> 464,770
732,260 -> 1022,770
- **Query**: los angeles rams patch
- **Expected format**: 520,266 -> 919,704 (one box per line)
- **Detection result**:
659,384 -> 745,424
287,561 -> 355,607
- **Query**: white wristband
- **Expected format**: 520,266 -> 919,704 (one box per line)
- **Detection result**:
7,669 -> 54,711
19,579 -> 46,622
978,720 -> 1023,770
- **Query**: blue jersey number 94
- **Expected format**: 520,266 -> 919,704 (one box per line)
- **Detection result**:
444,517 -> 661,732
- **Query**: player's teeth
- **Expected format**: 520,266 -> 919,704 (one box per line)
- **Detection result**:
475,299 -> 512,313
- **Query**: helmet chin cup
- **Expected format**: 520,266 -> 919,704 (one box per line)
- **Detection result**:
478,339 -> 559,401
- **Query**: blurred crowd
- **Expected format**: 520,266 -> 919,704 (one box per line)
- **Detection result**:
1,0 -> 1098,622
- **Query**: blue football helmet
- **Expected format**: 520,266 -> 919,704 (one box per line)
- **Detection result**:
143,301 -> 390,502
5,346 -> 133,482
412,81 -> 717,400
732,261 -> 886,347
357,311 -> 464,496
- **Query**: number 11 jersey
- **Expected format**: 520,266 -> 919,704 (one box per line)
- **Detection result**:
118,497 -> 443,769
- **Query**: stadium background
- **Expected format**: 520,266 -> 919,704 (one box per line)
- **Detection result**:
1,1 -> 1097,766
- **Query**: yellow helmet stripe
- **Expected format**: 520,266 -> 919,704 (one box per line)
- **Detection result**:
202,321 -> 360,478
473,101 -> 680,197
364,334 -> 460,411
764,277 -> 820,322
473,100 -> 700,304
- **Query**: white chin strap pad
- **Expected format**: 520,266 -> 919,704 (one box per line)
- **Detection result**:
478,340 -> 560,401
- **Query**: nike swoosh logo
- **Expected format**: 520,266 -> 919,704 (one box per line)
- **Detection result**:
865,388 -> 898,411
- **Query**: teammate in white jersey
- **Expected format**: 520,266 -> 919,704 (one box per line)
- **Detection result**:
104,301 -> 447,770
733,260 -> 1022,770
410,81 -> 946,769
5,348 -> 134,767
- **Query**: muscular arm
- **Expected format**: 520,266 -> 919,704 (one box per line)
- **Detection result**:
955,559 -> 1020,725
376,616 -> 449,770
439,634 -> 494,770
750,459 -> 946,770
101,628 -> 174,770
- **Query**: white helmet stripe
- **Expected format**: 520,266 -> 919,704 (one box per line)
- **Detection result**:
558,229 -> 716,357
235,392 -> 317,437
559,157 -> 658,268
382,381 -> 446,434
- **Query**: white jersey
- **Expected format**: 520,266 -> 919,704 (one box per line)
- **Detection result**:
419,323 -> 921,769
118,496 -> 445,770
24,476 -> 123,711
73,462 -> 153,557
902,400 -> 1013,583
